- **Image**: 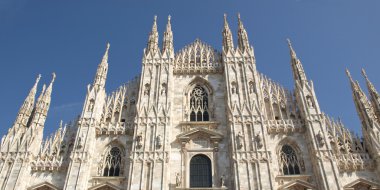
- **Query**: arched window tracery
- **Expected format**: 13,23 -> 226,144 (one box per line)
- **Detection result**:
102,147 -> 122,177
279,145 -> 301,175
189,85 -> 209,122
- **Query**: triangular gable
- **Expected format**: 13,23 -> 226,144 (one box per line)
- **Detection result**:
344,178 -> 380,190
27,182 -> 61,190
88,182 -> 122,190
177,127 -> 224,150
278,179 -> 316,190
177,127 -> 223,142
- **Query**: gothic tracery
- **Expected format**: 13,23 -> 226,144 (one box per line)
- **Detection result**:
189,85 -> 209,122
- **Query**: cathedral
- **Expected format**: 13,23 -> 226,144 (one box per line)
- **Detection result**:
1,14 -> 380,190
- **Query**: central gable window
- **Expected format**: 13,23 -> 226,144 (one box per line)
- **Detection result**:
190,85 -> 209,121
279,145 -> 301,175
103,147 -> 122,177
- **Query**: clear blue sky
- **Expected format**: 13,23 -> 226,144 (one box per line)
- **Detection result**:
0,0 -> 379,137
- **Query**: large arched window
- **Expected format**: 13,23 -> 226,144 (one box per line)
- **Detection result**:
189,85 -> 209,121
103,147 -> 122,177
190,155 -> 212,187
279,145 -> 301,175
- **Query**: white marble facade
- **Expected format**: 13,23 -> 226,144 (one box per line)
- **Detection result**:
1,14 -> 380,190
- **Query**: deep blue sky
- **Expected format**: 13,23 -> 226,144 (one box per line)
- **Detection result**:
0,0 -> 379,137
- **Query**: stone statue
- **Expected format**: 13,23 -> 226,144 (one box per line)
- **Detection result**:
76,136 -> 82,149
156,135 -> 162,148
175,173 -> 181,187
316,130 -> 324,147
144,84 -> 150,95
237,132 -> 243,149
161,83 -> 167,95
255,132 -> 263,149
136,133 -> 143,148
220,174 -> 225,187
307,96 -> 314,108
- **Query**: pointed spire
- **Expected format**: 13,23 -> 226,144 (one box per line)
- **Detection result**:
101,43 -> 110,66
162,15 -> 174,54
287,39 -> 307,84
146,15 -> 159,54
346,69 -> 372,112
29,73 -> 54,121
29,74 -> 42,101
24,74 -> 41,108
14,74 -> 42,125
346,69 -> 363,96
222,14 -> 234,52
362,69 -> 380,118
36,84 -> 47,104
93,43 -> 110,89
43,72 -> 56,100
237,13 -> 250,51
362,69 -> 380,100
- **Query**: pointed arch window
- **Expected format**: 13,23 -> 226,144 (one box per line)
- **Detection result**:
103,147 -> 122,176
190,85 -> 209,121
279,145 -> 301,175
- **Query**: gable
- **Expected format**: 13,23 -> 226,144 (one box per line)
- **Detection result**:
177,127 -> 223,141
278,179 -> 316,190
344,178 -> 380,190
88,182 -> 122,190
27,182 -> 61,190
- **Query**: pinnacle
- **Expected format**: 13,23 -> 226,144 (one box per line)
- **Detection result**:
37,74 -> 42,82
106,42 -> 110,52
345,68 -> 351,78
51,72 -> 56,84
361,68 -> 370,80
287,38 -> 296,57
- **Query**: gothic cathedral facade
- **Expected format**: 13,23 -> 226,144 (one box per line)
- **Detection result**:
1,15 -> 380,190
